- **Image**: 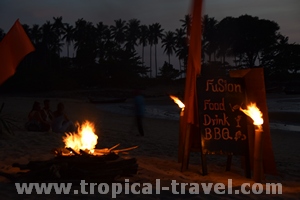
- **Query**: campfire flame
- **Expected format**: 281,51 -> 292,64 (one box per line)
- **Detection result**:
170,95 -> 185,111
240,103 -> 263,130
63,121 -> 98,154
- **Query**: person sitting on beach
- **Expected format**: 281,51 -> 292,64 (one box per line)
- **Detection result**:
40,99 -> 54,123
52,102 -> 75,133
25,101 -> 51,132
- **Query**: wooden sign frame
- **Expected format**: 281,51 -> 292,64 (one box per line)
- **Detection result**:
179,67 -> 276,177
229,68 -> 277,175
197,67 -> 251,178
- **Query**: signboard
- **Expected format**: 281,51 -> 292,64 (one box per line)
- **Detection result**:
198,75 -> 248,156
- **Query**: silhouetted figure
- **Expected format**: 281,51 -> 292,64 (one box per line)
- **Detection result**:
41,99 -> 54,123
133,89 -> 145,136
52,102 -> 75,133
25,101 -> 51,132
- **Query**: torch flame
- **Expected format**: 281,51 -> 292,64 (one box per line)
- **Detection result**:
63,120 -> 98,154
240,103 -> 264,127
170,95 -> 185,111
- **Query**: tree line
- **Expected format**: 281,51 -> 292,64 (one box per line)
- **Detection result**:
0,14 -> 299,91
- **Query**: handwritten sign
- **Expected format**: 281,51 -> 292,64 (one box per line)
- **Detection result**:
198,76 -> 248,155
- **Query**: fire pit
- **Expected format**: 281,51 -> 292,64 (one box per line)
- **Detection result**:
12,121 -> 138,183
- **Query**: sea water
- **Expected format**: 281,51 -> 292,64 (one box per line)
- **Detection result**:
96,103 -> 180,121
96,97 -> 300,132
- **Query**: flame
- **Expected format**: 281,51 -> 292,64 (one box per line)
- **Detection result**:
63,120 -> 98,154
240,103 -> 264,127
170,95 -> 185,110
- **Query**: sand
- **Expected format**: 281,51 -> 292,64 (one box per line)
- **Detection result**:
0,91 -> 299,199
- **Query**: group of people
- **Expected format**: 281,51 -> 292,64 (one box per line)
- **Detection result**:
25,100 -> 75,133
25,89 -> 145,136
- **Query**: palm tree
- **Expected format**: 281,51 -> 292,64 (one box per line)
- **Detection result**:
73,18 -> 85,51
95,22 -> 109,61
124,19 -> 140,52
260,34 -> 300,75
102,27 -> 117,61
139,25 -> 148,65
62,24 -> 74,58
52,16 -> 65,58
30,24 -> 42,45
21,24 -> 31,35
180,14 -> 191,37
161,31 -> 176,65
178,15 -> 192,75
40,21 -> 57,67
202,15 -> 218,62
148,24 -> 154,77
151,23 -> 164,77
110,19 -> 127,49
174,28 -> 187,75
73,18 -> 97,67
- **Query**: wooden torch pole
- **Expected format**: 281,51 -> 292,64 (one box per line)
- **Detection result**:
178,109 -> 184,163
253,126 -> 263,182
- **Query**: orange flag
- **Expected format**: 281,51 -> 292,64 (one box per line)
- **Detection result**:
0,19 -> 35,85
180,0 -> 203,171
183,0 -> 203,126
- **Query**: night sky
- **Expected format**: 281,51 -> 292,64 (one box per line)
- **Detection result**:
1,0 -> 299,69
1,0 -> 299,43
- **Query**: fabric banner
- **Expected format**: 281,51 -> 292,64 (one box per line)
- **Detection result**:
0,19 -> 35,85
183,0 -> 203,126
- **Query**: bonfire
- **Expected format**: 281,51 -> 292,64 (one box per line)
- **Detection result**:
56,120 -> 138,157
12,120 -> 139,182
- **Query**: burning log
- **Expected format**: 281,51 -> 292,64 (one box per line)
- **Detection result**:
55,144 -> 138,157
10,144 -> 139,183
12,152 -> 138,183
9,121 -> 139,183
111,146 -> 138,154
108,143 -> 120,151
65,147 -> 80,156
79,149 -> 90,156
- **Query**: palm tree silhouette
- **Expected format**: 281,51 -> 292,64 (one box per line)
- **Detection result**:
52,17 -> 65,58
139,25 -> 148,66
62,24 -> 74,58
151,23 -> 164,78
73,18 -> 97,67
95,22 -> 109,61
161,31 -> 176,65
40,21 -> 57,67
110,19 -> 127,49
125,19 -> 141,52
180,14 -> 191,37
29,24 -> 42,45
2,14 -> 287,80
148,24 -> 154,78
202,15 -> 218,62
174,28 -> 187,76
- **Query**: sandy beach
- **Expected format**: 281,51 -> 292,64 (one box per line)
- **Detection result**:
0,89 -> 299,199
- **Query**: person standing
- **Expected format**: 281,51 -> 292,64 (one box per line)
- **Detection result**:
133,89 -> 145,136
